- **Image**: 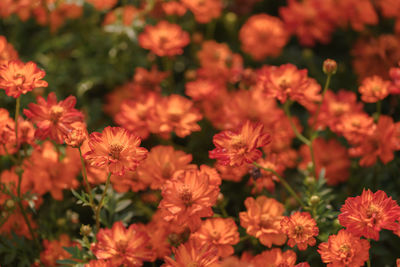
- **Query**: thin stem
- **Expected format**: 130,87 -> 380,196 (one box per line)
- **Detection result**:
14,97 -> 20,149
239,235 -> 250,242
253,162 -> 306,209
16,169 -> 39,246
367,238 -> 371,267
219,203 -> 228,218
312,74 -> 331,130
95,172 -> 111,231
78,147 -> 94,206
283,102 -> 311,146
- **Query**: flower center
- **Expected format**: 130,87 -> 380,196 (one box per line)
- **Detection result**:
339,244 -> 353,264
260,214 -> 272,228
179,185 -> 193,207
13,73 -> 25,86
50,106 -> 64,123
109,144 -> 123,160
293,225 -> 304,238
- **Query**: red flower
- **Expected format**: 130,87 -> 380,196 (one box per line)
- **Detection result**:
318,229 -> 370,267
0,60 -> 48,98
84,126 -> 148,176
280,212 -> 319,250
338,189 -> 400,240
24,92 -> 84,144
92,221 -> 155,266
209,120 -> 271,167
358,75 -> 390,103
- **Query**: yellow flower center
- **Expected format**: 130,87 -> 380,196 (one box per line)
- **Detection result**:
50,106 -> 64,123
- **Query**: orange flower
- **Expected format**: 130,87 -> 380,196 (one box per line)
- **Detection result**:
209,120 -> 271,167
191,218 -> 240,258
0,108 -> 17,155
163,239 -> 219,267
318,229 -> 370,267
158,168 -> 220,231
338,189 -> 400,240
348,115 -> 400,167
251,248 -> 302,267
359,75 -> 390,103
0,211 -> 37,239
133,66 -> 169,92
139,21 -> 190,57
196,41 -> 243,84
115,92 -> 158,140
336,0 -> 378,31
352,35 -> 400,80
0,35 -> 18,65
162,1 -> 187,16
23,141 -> 80,200
279,0 -> 337,46
257,64 -> 321,110
239,14 -> 288,60
84,126 -> 148,176
86,0 -> 117,10
215,163 -> 248,182
181,0 -> 222,23
40,234 -> 80,266
24,92 -> 84,144
249,156 -> 284,194
103,5 -> 139,26
137,145 -> 193,190
389,66 -> 400,94
92,221 -> 155,266
0,60 -> 47,98
335,113 -> 375,145
239,196 -> 287,247
65,124 -> 87,148
185,78 -> 221,101
309,90 -> 364,132
280,212 -> 319,251
299,138 -> 350,185
85,260 -> 110,267
147,94 -> 202,138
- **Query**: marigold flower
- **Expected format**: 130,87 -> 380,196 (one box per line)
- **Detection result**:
239,196 -> 287,247
279,0 -> 337,46
280,212 -> 319,251
239,14 -> 288,60
158,168 -> 220,231
191,218 -> 240,258
0,60 -> 48,98
40,234 -> 80,266
257,64 -> 321,110
197,41 -> 243,84
318,229 -> 370,267
181,0 -> 222,23
348,115 -> 400,167
147,94 -> 202,138
0,35 -> 18,65
209,120 -> 271,167
335,113 -> 375,145
163,239 -> 219,267
0,108 -> 17,155
338,189 -> 400,240
352,35 -> 400,80
92,221 -> 155,266
115,92 -> 158,140
299,138 -> 350,185
84,126 -> 148,176
133,66 -> 169,92
215,163 -> 248,182
139,21 -> 190,57
137,145 -> 193,190
359,75 -> 390,103
24,92 -> 84,144
251,248 -> 304,267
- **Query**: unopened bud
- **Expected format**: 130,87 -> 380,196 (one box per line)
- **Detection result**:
310,195 -> 320,206
80,224 -> 92,236
5,199 -> 14,209
65,128 -> 86,148
192,32 -> 203,44
57,218 -> 66,226
323,59 -> 337,75
217,193 -> 224,204
305,176 -> 316,186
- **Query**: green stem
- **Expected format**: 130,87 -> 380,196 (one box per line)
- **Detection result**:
14,97 -> 20,148
95,172 -> 111,231
283,102 -> 310,146
253,162 -> 306,209
367,238 -> 371,267
206,20 -> 217,39
239,235 -> 250,242
312,74 -> 331,130
78,147 -> 94,206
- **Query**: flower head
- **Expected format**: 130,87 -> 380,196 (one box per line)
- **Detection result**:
209,120 -> 271,167
84,126 -> 148,176
338,189 -> 400,240
158,168 -> 220,231
280,211 -> 319,250
0,60 -> 48,98
191,218 -> 240,258
24,92 -> 84,144
181,0 -> 222,23
239,14 -> 289,60
358,75 -> 390,103
139,21 -> 190,57
239,196 -> 287,247
40,234 -> 80,266
318,229 -> 370,267
92,221 -> 155,266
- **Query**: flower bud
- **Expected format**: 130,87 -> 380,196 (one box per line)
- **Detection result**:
80,224 -> 92,236
65,128 -> 86,148
5,199 -> 14,209
310,195 -> 320,206
323,59 -> 337,75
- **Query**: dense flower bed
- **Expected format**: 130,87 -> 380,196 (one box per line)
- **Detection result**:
1,0 -> 400,266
